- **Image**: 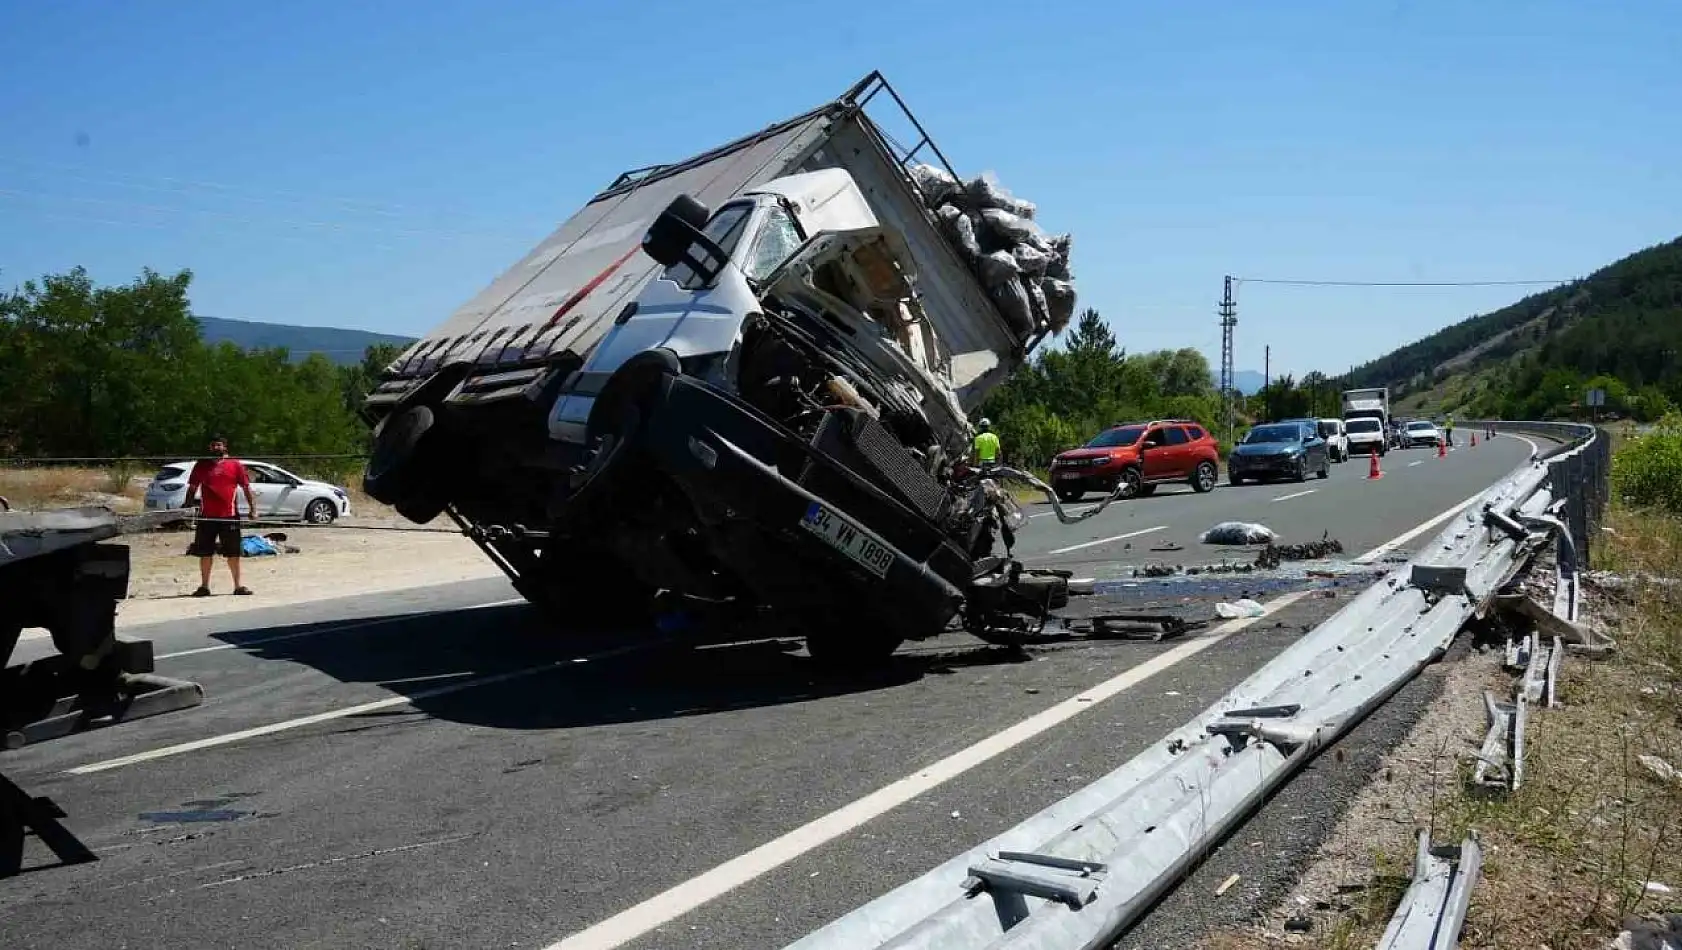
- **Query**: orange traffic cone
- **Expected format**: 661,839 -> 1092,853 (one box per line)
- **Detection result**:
1438,438 -> 1447,459
1367,447 -> 1384,480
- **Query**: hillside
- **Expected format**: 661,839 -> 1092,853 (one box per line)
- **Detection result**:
197,315 -> 416,366
1339,235 -> 1682,420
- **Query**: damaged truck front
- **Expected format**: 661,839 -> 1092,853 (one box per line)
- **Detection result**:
361,73 -> 1078,664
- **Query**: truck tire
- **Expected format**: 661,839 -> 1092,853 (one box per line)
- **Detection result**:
515,542 -> 657,630
805,623 -> 904,671
364,404 -> 440,508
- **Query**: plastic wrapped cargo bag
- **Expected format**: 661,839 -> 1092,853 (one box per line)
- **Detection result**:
980,208 -> 1050,251
964,172 -> 1037,219
990,277 -> 1036,337
977,249 -> 1021,289
1047,234 -> 1074,280
936,204 -> 983,261
1199,521 -> 1280,545
1025,278 -> 1050,330
909,163 -> 961,208
1012,243 -> 1052,280
1041,278 -> 1076,332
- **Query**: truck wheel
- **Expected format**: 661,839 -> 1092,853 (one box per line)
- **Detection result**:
364,404 -> 441,508
1190,461 -> 1218,493
516,543 -> 657,630
805,624 -> 904,671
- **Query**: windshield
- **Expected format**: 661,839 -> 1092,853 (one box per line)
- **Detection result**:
1318,420 -> 1339,437
742,204 -> 804,282
153,465 -> 187,483
1407,421 -> 1435,431
1243,424 -> 1304,444
1347,419 -> 1381,434
1086,425 -> 1146,448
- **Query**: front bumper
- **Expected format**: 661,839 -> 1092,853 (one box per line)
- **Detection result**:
572,372 -> 969,636
1228,453 -> 1303,478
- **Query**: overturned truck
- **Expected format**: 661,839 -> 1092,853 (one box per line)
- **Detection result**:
361,72 -> 1079,664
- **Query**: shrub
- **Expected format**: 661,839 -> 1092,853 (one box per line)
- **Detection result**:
1611,413 -> 1682,514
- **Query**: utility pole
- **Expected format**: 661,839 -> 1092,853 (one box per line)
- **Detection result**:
1219,276 -> 1237,446
1263,345 -> 1271,422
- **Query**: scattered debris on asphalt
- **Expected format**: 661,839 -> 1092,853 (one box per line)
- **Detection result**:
1255,534 -> 1345,569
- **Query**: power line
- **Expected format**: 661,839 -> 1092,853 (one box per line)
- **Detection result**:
1234,277 -> 1571,288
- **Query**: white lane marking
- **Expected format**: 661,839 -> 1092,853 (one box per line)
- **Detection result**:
541,588 -> 1316,950
65,638 -> 663,775
1352,487 -> 1495,564
1046,525 -> 1167,556
1408,460 -> 1424,467
156,599 -> 526,659
1502,432 -> 1541,456
1271,489 -> 1316,503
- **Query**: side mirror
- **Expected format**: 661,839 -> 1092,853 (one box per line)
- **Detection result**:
642,194 -> 724,281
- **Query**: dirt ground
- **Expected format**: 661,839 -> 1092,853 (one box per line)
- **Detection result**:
2,465 -> 503,629
114,516 -> 501,627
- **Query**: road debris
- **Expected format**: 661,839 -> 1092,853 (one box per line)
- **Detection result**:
1215,873 -> 1241,896
1199,521 -> 1278,545
1255,533 -> 1345,569
1215,599 -> 1266,619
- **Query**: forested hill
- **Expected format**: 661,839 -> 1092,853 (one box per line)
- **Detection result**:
1336,235 -> 1682,419
197,315 -> 416,366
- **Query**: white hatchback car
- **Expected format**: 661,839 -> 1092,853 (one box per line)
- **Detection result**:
144,460 -> 352,524
1402,420 -> 1443,449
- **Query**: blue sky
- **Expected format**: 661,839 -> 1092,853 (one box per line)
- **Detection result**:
1,0 -> 1677,379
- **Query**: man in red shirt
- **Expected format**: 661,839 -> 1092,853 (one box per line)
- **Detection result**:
183,435 -> 258,597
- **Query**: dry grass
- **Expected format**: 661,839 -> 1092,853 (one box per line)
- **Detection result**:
1198,506 -> 1682,949
0,464 -> 147,512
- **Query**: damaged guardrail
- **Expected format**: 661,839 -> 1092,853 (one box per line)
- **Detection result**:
1375,830 -> 1483,950
780,421 -> 1607,950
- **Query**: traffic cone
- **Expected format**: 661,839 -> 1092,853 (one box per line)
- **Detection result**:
1437,438 -> 1447,459
1366,447 -> 1384,480
1471,431 -> 1478,447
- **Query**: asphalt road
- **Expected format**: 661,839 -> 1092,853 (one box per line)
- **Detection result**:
0,434 -> 1540,950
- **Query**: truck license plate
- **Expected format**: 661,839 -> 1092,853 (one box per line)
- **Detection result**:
800,501 -> 894,579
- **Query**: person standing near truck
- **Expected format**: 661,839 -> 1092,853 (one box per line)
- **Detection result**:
973,418 -> 1001,469
183,435 -> 257,598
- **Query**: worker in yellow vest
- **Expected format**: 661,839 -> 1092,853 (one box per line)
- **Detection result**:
973,418 -> 1001,469
1444,414 -> 1455,447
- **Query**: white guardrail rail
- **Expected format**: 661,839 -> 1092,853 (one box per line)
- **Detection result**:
780,421 -> 1609,950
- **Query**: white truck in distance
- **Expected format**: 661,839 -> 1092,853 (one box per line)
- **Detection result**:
1341,387 -> 1391,457
359,73 -> 1080,666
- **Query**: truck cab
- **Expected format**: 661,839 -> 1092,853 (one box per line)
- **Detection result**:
548,169 -> 967,462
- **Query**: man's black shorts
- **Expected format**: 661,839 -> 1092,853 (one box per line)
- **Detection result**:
189,520 -> 242,558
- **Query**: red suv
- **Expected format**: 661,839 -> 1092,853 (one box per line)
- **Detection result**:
1048,420 -> 1221,503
